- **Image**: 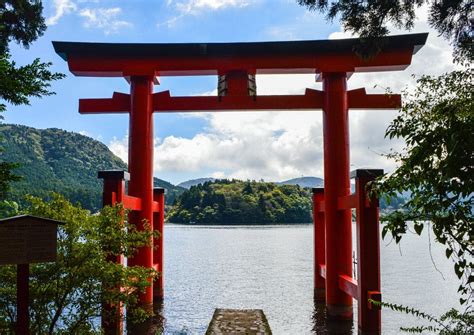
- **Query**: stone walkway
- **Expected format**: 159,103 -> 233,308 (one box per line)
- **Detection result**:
206,309 -> 272,334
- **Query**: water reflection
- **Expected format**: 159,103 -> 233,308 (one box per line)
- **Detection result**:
126,300 -> 166,335
312,300 -> 354,335
160,225 -> 459,334
152,299 -> 166,334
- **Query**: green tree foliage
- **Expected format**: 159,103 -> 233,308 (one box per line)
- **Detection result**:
0,1 -> 45,52
0,194 -> 158,334
0,1 -> 64,201
377,69 -> 473,306
153,178 -> 185,208
0,161 -> 20,199
297,0 -> 472,59
0,54 -> 63,112
0,0 -> 64,113
370,300 -> 474,334
168,179 -> 313,224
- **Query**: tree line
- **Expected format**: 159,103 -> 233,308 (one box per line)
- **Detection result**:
168,179 -> 313,224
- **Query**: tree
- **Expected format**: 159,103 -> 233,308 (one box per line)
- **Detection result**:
298,0 -> 472,59
0,194 -> 157,334
167,179 -> 313,224
0,161 -> 20,199
377,69 -> 473,306
0,0 -> 64,114
0,1 -> 64,199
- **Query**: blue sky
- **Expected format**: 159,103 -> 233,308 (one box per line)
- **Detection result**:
4,0 -> 455,185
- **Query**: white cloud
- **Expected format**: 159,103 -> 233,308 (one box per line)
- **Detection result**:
110,110 -> 324,182
175,0 -> 251,14
113,6 -> 457,184
46,1 -> 132,34
46,0 -> 77,25
265,10 -> 327,41
79,7 -> 132,34
78,130 -> 103,141
328,31 -> 354,40
158,15 -> 185,29
211,171 -> 226,179
109,136 -> 129,163
160,0 -> 254,28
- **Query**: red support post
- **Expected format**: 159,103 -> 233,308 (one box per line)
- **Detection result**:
153,188 -> 165,300
99,170 -> 128,207
322,72 -> 353,319
353,169 -> 383,334
127,76 -> 155,309
17,263 -> 29,335
219,70 -> 251,96
98,170 -> 128,335
312,188 -> 326,302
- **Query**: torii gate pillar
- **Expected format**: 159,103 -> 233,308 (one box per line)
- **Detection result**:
128,76 -> 155,307
322,72 -> 353,318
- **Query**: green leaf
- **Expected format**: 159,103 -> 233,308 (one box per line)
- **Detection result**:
445,248 -> 453,259
454,263 -> 464,279
414,223 -> 423,235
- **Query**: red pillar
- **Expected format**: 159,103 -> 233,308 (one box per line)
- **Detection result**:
17,263 -> 29,335
98,170 -> 128,335
322,72 -> 353,319
153,188 -> 165,300
354,169 -> 383,334
312,188 -> 326,302
127,76 -> 155,308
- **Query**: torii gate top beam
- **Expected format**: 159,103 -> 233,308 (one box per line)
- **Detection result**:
53,33 -> 427,77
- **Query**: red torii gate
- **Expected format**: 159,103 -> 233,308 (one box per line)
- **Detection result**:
53,33 -> 427,334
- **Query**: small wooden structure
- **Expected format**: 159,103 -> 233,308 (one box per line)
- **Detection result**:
0,214 -> 63,335
206,309 -> 272,334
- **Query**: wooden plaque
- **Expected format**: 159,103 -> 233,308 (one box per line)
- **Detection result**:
0,215 -> 62,265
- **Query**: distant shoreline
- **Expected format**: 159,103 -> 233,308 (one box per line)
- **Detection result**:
166,222 -> 312,226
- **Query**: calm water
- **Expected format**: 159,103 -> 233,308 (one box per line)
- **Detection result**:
154,224 -> 460,334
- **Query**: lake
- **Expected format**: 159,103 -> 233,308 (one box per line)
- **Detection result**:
153,223 -> 460,334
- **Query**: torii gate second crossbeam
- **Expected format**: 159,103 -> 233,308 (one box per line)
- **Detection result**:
53,33 -> 427,335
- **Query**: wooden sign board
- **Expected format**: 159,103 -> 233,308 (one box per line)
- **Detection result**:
0,215 -> 63,265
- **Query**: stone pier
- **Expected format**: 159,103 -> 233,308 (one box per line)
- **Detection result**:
206,309 -> 272,334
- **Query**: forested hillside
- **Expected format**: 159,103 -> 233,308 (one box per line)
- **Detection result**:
0,124 -> 184,211
167,179 -> 313,224
0,124 -> 405,219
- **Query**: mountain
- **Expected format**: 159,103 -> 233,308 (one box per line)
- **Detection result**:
0,124 -> 184,211
178,177 -> 216,189
153,178 -> 185,205
278,177 -> 324,188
